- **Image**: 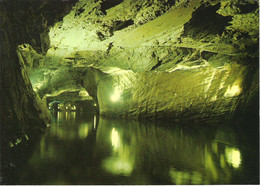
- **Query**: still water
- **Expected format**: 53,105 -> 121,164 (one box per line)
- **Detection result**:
18,111 -> 258,184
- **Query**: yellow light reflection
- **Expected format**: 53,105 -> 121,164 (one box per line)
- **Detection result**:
78,124 -> 89,139
57,111 -> 62,122
102,126 -> 135,176
220,154 -> 226,169
111,128 -> 120,150
93,115 -> 97,130
111,86 -> 121,102
102,157 -> 134,176
40,137 -> 45,158
224,79 -> 242,97
225,147 -> 241,168
170,168 -> 204,185
72,112 -> 76,120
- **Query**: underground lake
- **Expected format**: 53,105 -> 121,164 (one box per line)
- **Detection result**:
5,108 -> 260,184
1,0 -> 259,184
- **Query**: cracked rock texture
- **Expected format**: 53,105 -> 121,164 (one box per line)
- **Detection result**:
0,1 -> 258,184
35,0 -> 258,122
1,0 -> 259,143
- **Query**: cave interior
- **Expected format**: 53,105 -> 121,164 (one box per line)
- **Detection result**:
0,0 -> 259,184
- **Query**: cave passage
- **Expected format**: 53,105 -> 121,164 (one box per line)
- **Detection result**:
1,0 -> 259,184
7,109 -> 259,185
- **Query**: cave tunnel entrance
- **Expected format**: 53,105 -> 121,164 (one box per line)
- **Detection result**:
45,90 -> 98,113
17,42 -> 101,116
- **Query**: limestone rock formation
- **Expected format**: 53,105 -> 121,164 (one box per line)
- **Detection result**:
0,0 -> 258,183
22,0 -> 258,123
1,0 -> 259,149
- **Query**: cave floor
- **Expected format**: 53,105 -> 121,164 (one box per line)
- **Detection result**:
10,111 -> 259,184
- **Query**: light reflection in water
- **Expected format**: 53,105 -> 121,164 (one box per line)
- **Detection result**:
93,115 -> 97,130
57,111 -> 76,123
95,118 -> 244,184
169,168 -> 204,185
57,111 -> 61,122
102,127 -> 135,176
78,124 -> 89,139
111,128 -> 120,151
225,147 -> 241,168
102,156 -> 134,176
18,112 -> 257,185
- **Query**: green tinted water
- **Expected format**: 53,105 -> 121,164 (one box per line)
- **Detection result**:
17,111 -> 259,184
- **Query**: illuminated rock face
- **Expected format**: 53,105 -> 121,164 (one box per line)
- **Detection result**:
1,0 -> 258,184
38,0 -> 258,122
96,62 -> 257,122
1,0 -> 259,137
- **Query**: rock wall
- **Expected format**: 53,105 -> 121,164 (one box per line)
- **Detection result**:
1,0 -> 76,140
99,61 -> 258,121
42,0 -> 258,122
0,0 -> 76,182
8,0 -> 259,124
1,0 -> 258,183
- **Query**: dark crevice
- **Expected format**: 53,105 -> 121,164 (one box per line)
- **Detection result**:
150,58 -> 162,71
75,7 -> 85,17
96,19 -> 134,41
182,3 -> 232,39
165,0 -> 176,7
113,19 -> 134,31
200,51 -> 217,61
96,31 -> 106,41
238,3 -> 258,14
106,42 -> 114,54
100,0 -> 124,15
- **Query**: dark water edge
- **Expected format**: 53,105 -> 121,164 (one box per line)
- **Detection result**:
1,110 -> 259,185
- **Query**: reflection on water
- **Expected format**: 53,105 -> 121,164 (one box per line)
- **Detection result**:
18,111 -> 258,184
225,147 -> 241,169
102,127 -> 135,176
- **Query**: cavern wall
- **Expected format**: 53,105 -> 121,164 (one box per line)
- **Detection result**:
0,0 -> 258,184
2,0 -> 258,134
40,0 -> 258,122
0,0 -> 76,158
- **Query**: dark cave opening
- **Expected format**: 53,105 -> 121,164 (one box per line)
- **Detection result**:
100,0 -> 124,15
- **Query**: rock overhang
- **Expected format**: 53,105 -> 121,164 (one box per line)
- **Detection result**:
15,0 -> 259,123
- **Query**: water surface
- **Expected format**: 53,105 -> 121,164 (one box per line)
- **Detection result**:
18,111 -> 258,184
